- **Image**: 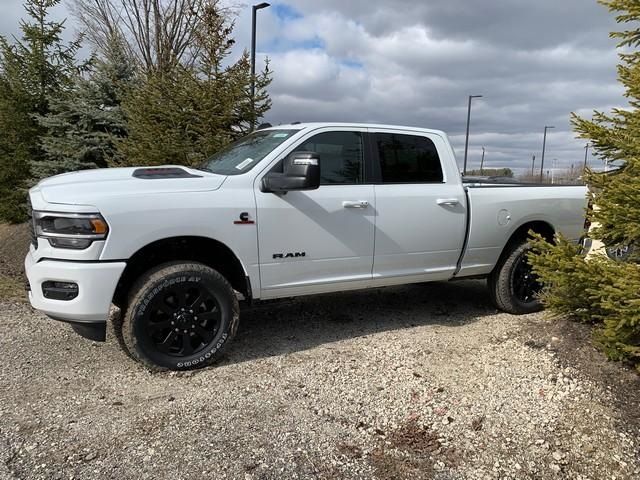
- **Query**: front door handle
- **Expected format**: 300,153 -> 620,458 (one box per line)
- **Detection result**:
343,200 -> 369,209
436,198 -> 460,206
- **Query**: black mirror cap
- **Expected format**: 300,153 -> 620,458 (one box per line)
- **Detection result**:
285,151 -> 320,185
262,151 -> 321,193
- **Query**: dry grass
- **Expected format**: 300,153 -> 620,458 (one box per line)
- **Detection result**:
0,223 -> 29,303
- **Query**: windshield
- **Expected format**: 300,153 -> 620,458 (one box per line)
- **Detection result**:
200,129 -> 297,175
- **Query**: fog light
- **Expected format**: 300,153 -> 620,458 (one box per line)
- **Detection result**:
42,281 -> 79,301
48,237 -> 92,249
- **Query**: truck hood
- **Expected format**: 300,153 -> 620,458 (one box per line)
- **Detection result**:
34,166 -> 227,206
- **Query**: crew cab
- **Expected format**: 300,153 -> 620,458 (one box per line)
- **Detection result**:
24,123 -> 588,370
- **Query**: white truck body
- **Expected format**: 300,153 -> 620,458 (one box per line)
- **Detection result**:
24,123 -> 588,367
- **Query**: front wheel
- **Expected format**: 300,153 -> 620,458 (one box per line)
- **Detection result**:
487,240 -> 543,314
121,262 -> 239,371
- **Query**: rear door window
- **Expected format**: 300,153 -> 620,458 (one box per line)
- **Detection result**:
373,133 -> 443,183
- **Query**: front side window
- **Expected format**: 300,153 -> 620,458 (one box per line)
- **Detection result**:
200,129 -> 296,175
294,131 -> 364,185
374,133 -> 443,183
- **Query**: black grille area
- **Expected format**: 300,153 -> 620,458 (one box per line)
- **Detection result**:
26,196 -> 37,249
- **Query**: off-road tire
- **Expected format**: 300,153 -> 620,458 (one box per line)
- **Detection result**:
487,241 -> 543,315
121,262 -> 239,371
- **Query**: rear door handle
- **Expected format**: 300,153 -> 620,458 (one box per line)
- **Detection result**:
343,200 -> 369,209
436,198 -> 460,206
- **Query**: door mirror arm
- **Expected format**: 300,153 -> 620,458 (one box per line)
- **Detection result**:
260,174 -> 289,194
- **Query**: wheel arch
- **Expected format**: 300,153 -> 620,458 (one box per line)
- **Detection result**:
112,236 -> 251,308
509,220 -> 555,244
493,220 -> 555,273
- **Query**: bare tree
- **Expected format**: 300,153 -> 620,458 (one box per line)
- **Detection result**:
70,0 -> 213,72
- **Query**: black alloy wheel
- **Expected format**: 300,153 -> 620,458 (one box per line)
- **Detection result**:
140,282 -> 222,358
510,254 -> 542,305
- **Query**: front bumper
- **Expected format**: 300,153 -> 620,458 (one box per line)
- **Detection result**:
25,250 -> 126,323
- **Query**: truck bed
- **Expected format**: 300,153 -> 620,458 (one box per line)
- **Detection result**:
455,182 -> 588,278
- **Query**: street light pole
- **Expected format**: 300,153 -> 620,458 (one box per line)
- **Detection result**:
480,147 -> 485,175
583,143 -> 590,171
531,154 -> 536,176
539,125 -> 555,182
251,2 -> 270,131
463,94 -> 483,175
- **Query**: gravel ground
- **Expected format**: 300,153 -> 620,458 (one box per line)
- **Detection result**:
1,280 -> 639,480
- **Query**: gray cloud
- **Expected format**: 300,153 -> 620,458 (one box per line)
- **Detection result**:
1,0 -> 625,173
0,2 -> 23,39
297,0 -> 617,49
1,1 -> 73,40
253,0 -> 623,173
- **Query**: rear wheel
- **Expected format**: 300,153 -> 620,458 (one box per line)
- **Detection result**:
121,262 -> 239,371
487,240 -> 543,314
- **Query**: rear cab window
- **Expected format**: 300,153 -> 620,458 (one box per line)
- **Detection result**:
371,132 -> 444,183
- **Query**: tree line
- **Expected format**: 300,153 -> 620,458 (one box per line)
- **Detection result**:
465,168 -> 514,178
0,0 -> 271,223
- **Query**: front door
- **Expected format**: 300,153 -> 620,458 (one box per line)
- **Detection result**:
255,128 -> 375,298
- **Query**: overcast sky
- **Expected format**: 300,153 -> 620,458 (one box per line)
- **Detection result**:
1,0 -> 624,173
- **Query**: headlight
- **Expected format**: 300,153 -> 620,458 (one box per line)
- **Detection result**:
33,212 -> 109,250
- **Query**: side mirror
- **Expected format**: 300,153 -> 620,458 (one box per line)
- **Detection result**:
261,151 -> 321,192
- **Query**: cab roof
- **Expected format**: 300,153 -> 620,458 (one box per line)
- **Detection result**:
261,122 -> 447,137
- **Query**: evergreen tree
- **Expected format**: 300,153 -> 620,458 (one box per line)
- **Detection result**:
119,2 -> 271,167
0,0 -> 82,222
118,67 -> 200,166
0,61 -> 33,222
36,37 -> 134,178
529,0 -> 640,369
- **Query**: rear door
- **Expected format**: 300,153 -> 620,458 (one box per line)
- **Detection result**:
369,129 -> 467,283
255,127 -> 375,297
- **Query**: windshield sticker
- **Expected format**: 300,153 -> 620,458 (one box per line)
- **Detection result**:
273,133 -> 289,138
235,158 -> 254,170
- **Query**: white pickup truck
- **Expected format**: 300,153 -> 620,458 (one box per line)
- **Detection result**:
25,123 -> 588,370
